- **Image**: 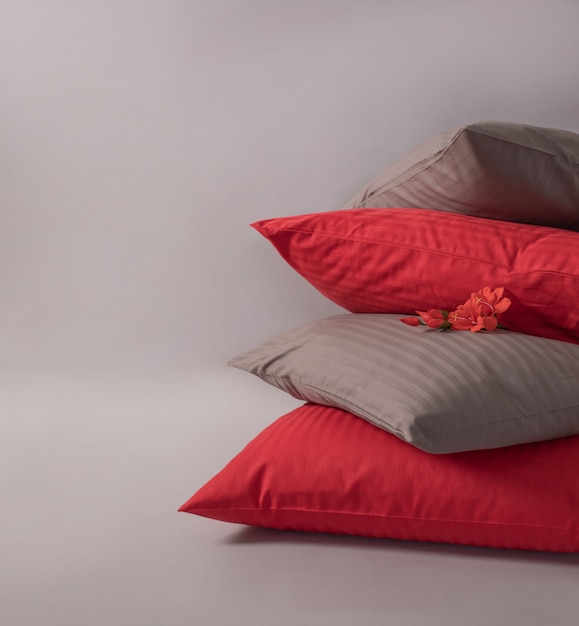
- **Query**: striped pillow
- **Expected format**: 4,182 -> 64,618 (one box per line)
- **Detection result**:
341,121 -> 579,230
180,403 -> 579,552
252,208 -> 579,345
229,314 -> 579,454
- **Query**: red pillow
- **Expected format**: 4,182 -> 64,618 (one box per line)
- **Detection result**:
180,403 -> 579,553
252,208 -> 579,344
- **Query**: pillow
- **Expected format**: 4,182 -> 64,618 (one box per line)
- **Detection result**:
179,403 -> 579,553
229,314 -> 579,454
252,208 -> 579,345
341,121 -> 579,230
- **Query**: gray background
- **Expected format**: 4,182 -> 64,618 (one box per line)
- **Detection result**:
2,2 -> 579,625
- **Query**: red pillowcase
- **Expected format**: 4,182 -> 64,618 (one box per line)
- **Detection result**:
252,208 -> 579,344
180,403 -> 579,553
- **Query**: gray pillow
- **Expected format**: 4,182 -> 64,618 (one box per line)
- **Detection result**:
342,121 -> 579,230
230,314 -> 579,454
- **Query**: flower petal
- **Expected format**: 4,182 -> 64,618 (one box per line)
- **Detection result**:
494,297 -> 512,314
482,315 -> 498,331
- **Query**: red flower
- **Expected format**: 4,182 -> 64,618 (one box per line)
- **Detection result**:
416,309 -> 451,329
448,302 -> 499,332
448,287 -> 511,332
401,317 -> 421,326
400,286 -> 512,333
470,286 -> 511,316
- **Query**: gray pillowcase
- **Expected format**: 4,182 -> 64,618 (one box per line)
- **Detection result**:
230,314 -> 579,454
342,121 -> 579,230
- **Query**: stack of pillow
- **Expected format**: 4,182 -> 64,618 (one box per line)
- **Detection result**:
180,122 -> 579,553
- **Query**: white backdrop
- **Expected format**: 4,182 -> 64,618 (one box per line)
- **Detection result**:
2,2 -> 579,625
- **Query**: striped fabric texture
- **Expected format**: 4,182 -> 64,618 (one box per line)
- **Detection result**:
230,314 -> 579,454
252,208 -> 579,345
180,403 -> 579,552
341,121 -> 579,231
